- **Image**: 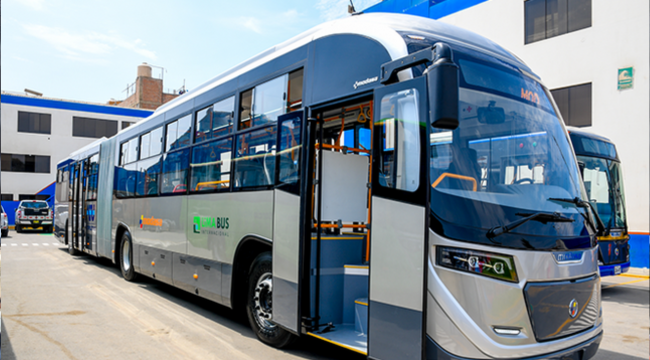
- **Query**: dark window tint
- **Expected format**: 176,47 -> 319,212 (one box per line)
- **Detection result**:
135,156 -> 161,196
122,121 -> 134,129
190,138 -> 232,192
115,163 -> 137,198
234,126 -> 277,188
1,153 -> 50,173
525,0 -> 591,44
288,69 -> 304,112
1,194 -> 13,201
239,89 -> 253,130
72,117 -> 118,138
195,97 -> 235,143
551,83 -> 591,127
18,111 -> 51,134
160,149 -> 190,194
278,117 -> 301,186
165,114 -> 192,152
86,154 -> 99,200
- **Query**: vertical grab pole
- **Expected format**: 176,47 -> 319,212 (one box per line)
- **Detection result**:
365,101 -> 374,263
314,117 -> 324,329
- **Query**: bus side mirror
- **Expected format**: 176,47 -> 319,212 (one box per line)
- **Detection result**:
427,59 -> 459,130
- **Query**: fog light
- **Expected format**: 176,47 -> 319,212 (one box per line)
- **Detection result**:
436,246 -> 518,282
493,327 -> 521,336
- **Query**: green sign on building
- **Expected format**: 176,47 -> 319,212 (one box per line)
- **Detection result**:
618,67 -> 634,90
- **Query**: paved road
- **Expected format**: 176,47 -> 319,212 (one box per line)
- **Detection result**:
1,231 -> 648,360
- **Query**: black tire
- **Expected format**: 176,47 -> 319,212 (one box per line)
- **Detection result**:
246,252 -> 295,348
68,232 -> 79,255
45,225 -> 53,233
15,225 -> 22,233
119,231 -> 138,281
1,229 -> 7,237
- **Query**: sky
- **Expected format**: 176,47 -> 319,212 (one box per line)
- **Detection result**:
1,0 -> 380,104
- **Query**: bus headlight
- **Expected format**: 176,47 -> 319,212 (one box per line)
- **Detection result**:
436,246 -> 519,283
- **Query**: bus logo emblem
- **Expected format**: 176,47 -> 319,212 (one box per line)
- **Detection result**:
568,299 -> 578,318
353,76 -> 378,90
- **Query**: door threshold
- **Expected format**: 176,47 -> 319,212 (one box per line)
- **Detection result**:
307,324 -> 367,355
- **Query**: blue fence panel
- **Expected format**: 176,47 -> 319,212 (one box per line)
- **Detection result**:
629,233 -> 649,269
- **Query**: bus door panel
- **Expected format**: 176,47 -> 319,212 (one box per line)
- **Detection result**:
272,112 -> 304,334
369,78 -> 428,360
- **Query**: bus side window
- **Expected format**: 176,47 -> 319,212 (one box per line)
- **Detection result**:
376,88 -> 421,192
278,118 -> 301,185
160,149 -> 190,194
135,156 -> 161,197
252,75 -> 288,127
287,69 -> 303,112
190,137 -> 232,192
234,126 -> 277,188
239,89 -> 253,131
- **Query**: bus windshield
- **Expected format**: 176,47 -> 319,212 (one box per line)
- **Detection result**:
577,155 -> 627,229
430,57 -> 590,248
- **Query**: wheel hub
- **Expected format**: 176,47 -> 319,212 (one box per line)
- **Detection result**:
253,273 -> 275,330
122,240 -> 131,271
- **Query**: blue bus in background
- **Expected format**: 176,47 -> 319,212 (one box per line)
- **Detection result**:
569,129 -> 630,276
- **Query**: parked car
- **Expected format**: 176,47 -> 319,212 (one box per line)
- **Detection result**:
15,200 -> 53,233
1,205 -> 8,237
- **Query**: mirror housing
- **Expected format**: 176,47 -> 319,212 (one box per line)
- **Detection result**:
427,44 -> 459,130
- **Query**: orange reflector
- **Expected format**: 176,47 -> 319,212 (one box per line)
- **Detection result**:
112,250 -> 115,253
151,261 -> 155,266
193,274 -> 198,280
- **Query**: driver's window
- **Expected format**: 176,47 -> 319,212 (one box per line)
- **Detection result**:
376,88 -> 421,192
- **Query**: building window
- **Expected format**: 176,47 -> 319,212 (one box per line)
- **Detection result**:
1,194 -> 13,201
19,194 -> 50,201
1,153 -> 50,173
72,117 -> 118,138
551,83 -> 592,127
18,111 -> 51,134
525,0 -> 591,44
122,121 -> 134,129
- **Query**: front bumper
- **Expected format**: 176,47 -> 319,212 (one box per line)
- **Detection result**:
599,261 -> 630,277
427,331 -> 603,360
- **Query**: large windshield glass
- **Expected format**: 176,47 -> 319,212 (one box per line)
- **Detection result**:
429,57 -> 592,250
577,156 -> 627,230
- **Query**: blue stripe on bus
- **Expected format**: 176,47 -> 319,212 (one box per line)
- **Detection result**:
1,94 -> 153,118
629,233 -> 650,268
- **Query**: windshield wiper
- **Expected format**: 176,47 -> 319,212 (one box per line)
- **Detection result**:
487,211 -> 574,239
548,197 -> 606,236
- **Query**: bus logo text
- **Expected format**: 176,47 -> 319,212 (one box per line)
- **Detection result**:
193,216 -> 229,234
140,215 -> 163,228
354,76 -> 378,90
521,88 -> 540,105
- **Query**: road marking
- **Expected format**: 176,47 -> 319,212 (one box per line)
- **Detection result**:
53,243 -> 60,246
11,244 -> 17,246
22,243 -> 29,246
33,243 -> 39,246
42,243 -> 49,246
603,278 -> 649,289
1,243 -> 6,247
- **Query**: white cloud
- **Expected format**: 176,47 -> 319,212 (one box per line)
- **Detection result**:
22,24 -> 157,61
316,0 -> 382,21
241,17 -> 263,34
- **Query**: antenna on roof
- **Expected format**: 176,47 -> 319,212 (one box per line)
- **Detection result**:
348,0 -> 356,14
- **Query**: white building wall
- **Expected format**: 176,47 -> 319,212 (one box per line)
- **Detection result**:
1,100 -> 148,199
439,0 -> 649,233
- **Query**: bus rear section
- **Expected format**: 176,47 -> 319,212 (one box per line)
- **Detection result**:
569,129 -> 630,276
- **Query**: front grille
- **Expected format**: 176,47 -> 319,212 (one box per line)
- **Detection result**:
524,275 -> 599,341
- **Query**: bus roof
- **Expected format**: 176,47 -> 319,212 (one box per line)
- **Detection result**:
568,128 -> 619,161
119,13 -> 533,137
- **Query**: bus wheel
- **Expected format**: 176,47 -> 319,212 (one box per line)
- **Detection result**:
120,231 -> 138,282
15,225 -> 21,233
68,234 -> 79,255
246,252 -> 295,348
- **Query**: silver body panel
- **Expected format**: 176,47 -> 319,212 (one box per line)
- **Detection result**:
427,229 -> 602,358
272,190 -> 301,332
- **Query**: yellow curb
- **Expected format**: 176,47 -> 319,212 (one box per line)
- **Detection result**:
618,274 -> 650,279
603,278 -> 648,289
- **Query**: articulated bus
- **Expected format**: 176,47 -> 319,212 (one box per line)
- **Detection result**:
568,129 -> 630,277
55,13 -> 603,360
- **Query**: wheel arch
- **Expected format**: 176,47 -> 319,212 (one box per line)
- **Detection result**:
114,222 -> 132,266
230,235 -> 272,313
